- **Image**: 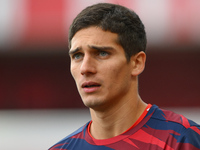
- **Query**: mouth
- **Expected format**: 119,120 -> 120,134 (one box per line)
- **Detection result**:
82,82 -> 101,88
81,82 -> 101,93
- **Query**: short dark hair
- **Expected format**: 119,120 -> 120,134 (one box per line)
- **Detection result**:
68,3 -> 147,61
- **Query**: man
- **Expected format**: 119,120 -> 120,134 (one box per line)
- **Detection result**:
49,3 -> 200,150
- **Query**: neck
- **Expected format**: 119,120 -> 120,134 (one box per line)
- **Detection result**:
89,96 -> 147,139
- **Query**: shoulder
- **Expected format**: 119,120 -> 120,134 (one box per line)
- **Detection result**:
48,121 -> 90,150
147,105 -> 200,149
149,105 -> 200,129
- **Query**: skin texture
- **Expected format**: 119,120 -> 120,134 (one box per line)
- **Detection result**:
69,26 -> 147,139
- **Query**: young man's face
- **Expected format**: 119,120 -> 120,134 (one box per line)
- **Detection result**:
69,26 -> 134,110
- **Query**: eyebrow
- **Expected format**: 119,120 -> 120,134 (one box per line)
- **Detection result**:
68,47 -> 81,56
69,45 -> 115,56
89,45 -> 115,51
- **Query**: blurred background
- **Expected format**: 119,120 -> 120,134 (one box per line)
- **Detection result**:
0,0 -> 200,149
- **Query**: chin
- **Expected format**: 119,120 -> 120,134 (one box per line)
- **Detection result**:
82,98 -> 105,109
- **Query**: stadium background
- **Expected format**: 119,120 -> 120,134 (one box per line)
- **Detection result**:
0,0 -> 200,149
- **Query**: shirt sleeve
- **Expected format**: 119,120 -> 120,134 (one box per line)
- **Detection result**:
174,125 -> 200,150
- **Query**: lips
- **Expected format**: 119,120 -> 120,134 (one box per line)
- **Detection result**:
81,81 -> 101,93
82,82 -> 100,88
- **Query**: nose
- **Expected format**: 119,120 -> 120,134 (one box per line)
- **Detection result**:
80,56 -> 97,75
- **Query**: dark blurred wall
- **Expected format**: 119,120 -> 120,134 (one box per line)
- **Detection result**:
0,47 -> 199,109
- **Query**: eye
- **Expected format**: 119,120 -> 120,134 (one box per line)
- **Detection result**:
99,51 -> 109,57
72,53 -> 83,60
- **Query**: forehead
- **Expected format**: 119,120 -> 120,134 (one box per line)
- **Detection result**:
70,27 -> 119,49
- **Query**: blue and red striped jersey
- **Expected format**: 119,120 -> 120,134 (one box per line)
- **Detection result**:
49,105 -> 200,150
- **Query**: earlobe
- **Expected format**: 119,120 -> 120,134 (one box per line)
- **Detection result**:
131,51 -> 146,76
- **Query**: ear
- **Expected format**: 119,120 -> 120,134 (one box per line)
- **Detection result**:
130,51 -> 146,76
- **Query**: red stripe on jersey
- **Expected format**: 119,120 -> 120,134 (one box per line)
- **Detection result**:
129,129 -> 174,150
180,114 -> 190,128
190,126 -> 200,135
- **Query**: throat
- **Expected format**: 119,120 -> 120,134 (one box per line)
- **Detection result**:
89,102 -> 149,140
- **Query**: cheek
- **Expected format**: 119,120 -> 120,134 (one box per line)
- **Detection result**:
112,61 -> 130,75
70,66 -> 78,81
70,67 -> 81,91
105,63 -> 131,85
